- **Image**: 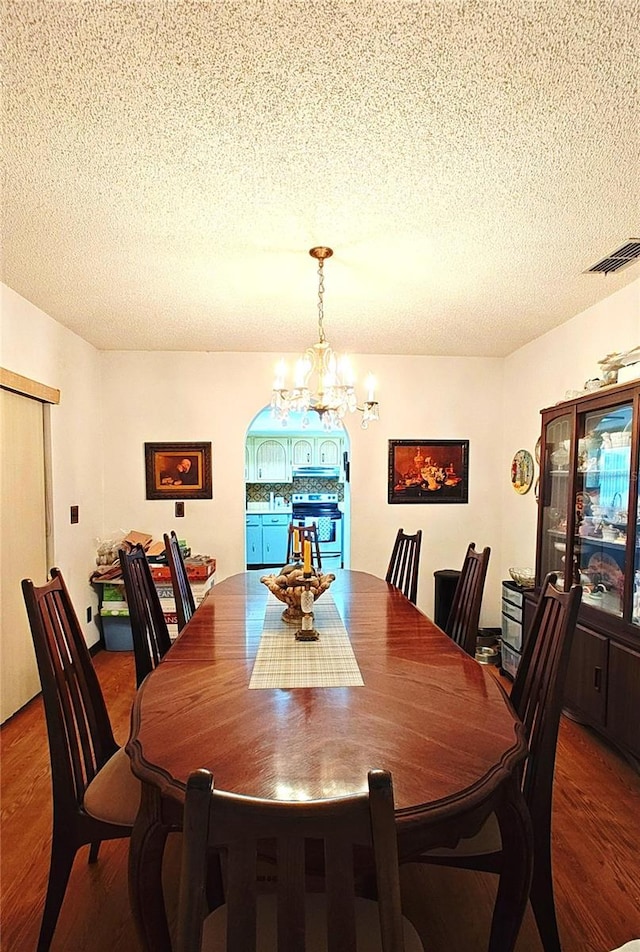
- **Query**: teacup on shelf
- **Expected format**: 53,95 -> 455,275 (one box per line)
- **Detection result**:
601,526 -> 620,543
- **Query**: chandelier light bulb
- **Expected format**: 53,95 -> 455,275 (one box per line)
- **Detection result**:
274,360 -> 287,390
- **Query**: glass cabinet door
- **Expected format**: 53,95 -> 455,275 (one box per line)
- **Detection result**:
573,400 -> 632,619
634,490 -> 640,625
540,413 -> 572,584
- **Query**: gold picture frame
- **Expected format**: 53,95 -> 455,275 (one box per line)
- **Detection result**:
144,442 -> 212,500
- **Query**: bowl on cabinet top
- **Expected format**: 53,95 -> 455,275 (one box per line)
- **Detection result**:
508,567 -> 536,589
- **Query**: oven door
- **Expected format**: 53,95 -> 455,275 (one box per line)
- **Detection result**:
292,512 -> 343,569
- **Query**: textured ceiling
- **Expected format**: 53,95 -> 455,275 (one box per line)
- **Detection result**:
2,0 -> 639,357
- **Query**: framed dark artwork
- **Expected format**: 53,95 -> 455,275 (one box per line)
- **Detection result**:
388,440 -> 469,504
144,442 -> 212,500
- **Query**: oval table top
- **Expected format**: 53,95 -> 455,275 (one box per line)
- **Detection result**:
127,570 -> 526,820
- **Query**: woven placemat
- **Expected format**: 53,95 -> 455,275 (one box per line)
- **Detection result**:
249,593 -> 364,689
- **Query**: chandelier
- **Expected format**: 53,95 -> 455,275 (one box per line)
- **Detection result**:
271,247 -> 379,430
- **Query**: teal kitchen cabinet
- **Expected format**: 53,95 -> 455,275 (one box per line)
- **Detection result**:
261,513 -> 289,566
246,514 -> 262,566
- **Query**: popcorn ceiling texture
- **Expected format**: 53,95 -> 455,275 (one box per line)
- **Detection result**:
2,0 -> 639,356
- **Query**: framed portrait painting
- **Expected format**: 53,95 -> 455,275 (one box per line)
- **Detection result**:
144,442 -> 212,500
388,440 -> 469,504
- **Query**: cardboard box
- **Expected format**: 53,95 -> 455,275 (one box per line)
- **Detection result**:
150,557 -> 216,582
184,557 -> 216,580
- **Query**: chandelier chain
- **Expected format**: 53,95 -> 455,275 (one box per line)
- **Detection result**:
317,258 -> 326,344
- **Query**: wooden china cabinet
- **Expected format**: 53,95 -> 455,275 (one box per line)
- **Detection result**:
535,379 -> 640,765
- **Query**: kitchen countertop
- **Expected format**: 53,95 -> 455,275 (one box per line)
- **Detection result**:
246,503 -> 292,514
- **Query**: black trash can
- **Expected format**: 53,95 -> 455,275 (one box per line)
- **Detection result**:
433,568 -> 461,629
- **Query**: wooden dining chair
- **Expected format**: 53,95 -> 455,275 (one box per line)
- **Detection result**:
176,767 -> 423,952
443,542 -> 490,655
385,528 -> 422,605
119,543 -> 172,687
21,568 -> 140,952
403,573 -> 582,952
286,521 -> 322,570
164,530 -> 196,632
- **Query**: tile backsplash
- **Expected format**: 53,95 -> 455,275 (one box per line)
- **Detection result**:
246,481 -> 345,503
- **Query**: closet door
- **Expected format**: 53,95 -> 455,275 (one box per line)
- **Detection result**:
1,388 -> 48,722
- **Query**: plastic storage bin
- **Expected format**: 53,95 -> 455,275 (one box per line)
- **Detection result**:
500,641 -> 521,680
100,611 -> 133,651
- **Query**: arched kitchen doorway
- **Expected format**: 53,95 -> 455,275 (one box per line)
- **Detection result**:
244,407 -> 351,571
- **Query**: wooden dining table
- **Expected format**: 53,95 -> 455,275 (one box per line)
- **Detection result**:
126,569 -> 532,952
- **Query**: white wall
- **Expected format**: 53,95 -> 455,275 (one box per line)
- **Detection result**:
3,276 -> 638,645
1,284 -> 105,645
501,279 -> 640,580
99,350 -> 267,580
100,350 -> 505,621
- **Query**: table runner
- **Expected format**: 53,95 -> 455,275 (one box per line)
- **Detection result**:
249,593 -> 364,689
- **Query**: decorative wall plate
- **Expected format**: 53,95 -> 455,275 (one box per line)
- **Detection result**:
511,449 -> 535,495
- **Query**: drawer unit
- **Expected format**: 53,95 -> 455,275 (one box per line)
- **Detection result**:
501,641 -> 521,680
261,513 -> 289,528
501,609 -> 524,651
501,580 -> 525,652
502,581 -> 524,613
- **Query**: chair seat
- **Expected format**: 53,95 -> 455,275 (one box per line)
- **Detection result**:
201,892 -> 424,951
83,746 -> 141,825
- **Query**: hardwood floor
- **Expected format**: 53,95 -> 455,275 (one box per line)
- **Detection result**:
1,650 -> 639,952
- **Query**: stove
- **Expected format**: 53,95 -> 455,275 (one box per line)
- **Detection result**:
291,492 -> 340,518
291,493 -> 343,570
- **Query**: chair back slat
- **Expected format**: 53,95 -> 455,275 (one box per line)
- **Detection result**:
21,568 -> 118,810
385,529 -> 422,604
119,544 -> 172,687
286,522 -> 322,570
511,573 -> 582,830
226,843 -> 259,951
177,768 -> 407,952
164,531 -> 196,632
444,542 -> 490,655
277,836 -> 306,951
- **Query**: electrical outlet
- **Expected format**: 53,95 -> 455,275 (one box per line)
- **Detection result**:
70,505 -> 79,524
175,501 -> 185,517
86,606 -> 92,623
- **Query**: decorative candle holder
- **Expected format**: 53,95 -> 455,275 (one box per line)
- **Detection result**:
295,577 -> 319,641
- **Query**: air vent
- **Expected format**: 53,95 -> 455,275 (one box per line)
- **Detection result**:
585,240 -> 640,275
